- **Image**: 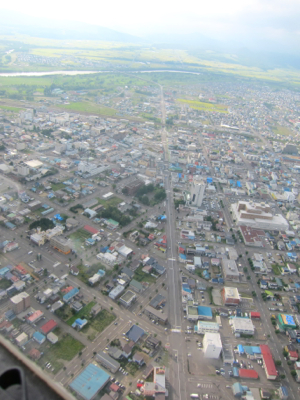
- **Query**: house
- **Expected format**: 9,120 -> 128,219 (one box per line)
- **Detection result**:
122,342 -> 134,358
132,352 -> 145,366
129,279 -> 144,293
285,344 -> 298,361
126,325 -> 144,342
96,351 -> 120,374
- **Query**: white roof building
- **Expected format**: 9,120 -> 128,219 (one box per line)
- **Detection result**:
203,332 -> 222,359
231,201 -> 289,231
230,317 -> 255,335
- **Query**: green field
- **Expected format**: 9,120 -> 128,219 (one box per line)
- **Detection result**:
0,105 -> 23,112
177,99 -> 228,113
51,182 -> 66,191
97,196 -> 122,208
272,264 -> 282,275
37,334 -> 84,374
134,265 -> 157,284
58,101 -> 117,116
66,301 -> 96,326
81,309 -> 116,341
272,125 -> 295,137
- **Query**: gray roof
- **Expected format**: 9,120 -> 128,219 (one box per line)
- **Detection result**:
126,324 -> 144,342
96,351 -> 120,372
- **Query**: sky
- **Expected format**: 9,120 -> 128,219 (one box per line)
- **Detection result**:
1,1 -> 300,49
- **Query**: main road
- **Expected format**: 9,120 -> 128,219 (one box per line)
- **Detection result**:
159,85 -> 188,400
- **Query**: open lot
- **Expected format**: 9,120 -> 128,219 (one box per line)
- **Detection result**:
37,333 -> 85,374
81,309 -> 116,341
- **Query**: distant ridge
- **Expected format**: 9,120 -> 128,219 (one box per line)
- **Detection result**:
0,9 -> 146,44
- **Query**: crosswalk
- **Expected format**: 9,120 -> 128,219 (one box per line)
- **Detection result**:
197,383 -> 213,389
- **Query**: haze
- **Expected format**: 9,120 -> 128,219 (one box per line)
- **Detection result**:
1,0 -> 300,53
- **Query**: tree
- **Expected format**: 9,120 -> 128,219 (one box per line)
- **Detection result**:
275,360 -> 282,366
291,370 -> 297,377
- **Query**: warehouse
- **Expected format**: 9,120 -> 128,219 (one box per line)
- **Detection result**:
69,363 -> 110,400
230,318 -> 255,336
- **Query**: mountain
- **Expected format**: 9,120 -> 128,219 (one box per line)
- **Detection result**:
0,9 -> 145,43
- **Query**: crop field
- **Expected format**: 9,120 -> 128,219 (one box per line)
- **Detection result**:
177,98 -> 228,113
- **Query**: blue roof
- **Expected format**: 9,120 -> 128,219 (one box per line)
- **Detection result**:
69,364 -> 110,400
238,344 -> 244,354
75,318 -> 87,326
126,325 -> 144,342
63,287 -> 79,302
197,306 -> 212,318
33,331 -> 45,343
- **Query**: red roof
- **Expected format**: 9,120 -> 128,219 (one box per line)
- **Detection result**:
289,350 -> 298,360
83,225 -> 99,235
40,319 -> 57,334
61,286 -> 73,293
250,312 -> 261,319
109,383 -> 119,392
260,345 -> 277,377
15,265 -> 27,275
239,369 -> 259,379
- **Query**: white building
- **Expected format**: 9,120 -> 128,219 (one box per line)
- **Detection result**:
230,317 -> 255,336
222,259 -> 240,282
196,321 -> 220,334
190,181 -> 206,207
17,164 -> 30,176
231,201 -> 289,231
203,332 -> 222,359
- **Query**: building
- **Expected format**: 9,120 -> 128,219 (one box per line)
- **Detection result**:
222,259 -> 240,282
278,386 -> 289,400
195,321 -> 220,334
277,314 -> 297,331
109,285 -> 124,300
231,201 -> 289,231
190,181 -> 206,207
63,287 -> 79,303
222,287 -> 241,306
47,332 -> 58,344
119,290 -> 136,307
238,369 -> 259,379
144,306 -> 168,325
69,363 -> 110,400
15,332 -> 28,347
126,325 -> 144,342
260,345 -> 278,380
96,351 -> 120,374
123,179 -> 143,196
239,226 -> 265,247
230,318 -> 255,336
40,319 -> 57,335
50,236 -> 71,254
10,292 -> 30,314
33,331 -> 46,344
203,332 -> 222,358
143,366 -> 167,397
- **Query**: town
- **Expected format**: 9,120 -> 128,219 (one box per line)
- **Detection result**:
0,74 -> 300,400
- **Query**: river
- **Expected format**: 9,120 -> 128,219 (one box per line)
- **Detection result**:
0,70 -> 201,77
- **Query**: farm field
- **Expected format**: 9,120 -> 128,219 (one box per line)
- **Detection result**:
177,98 -> 228,113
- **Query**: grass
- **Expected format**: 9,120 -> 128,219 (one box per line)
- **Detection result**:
177,99 -> 228,113
0,278 -> 11,290
51,182 -> 66,191
0,105 -> 23,112
66,301 -> 96,326
81,309 -> 116,340
272,125 -> 295,137
134,265 -> 157,284
68,228 -> 91,247
58,102 -> 117,116
96,196 -> 122,208
75,263 -> 106,286
272,264 -> 282,276
38,334 -> 85,374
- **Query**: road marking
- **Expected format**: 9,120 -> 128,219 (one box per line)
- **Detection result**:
168,258 -> 176,261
